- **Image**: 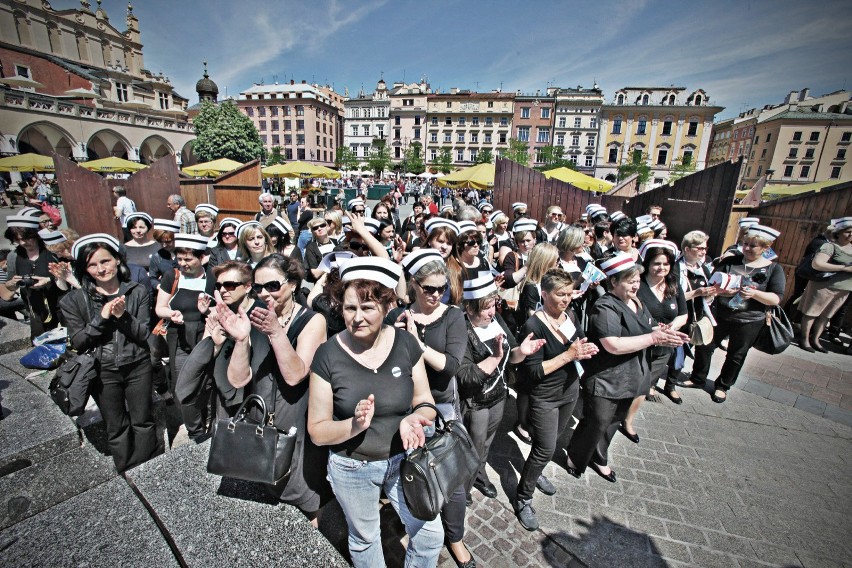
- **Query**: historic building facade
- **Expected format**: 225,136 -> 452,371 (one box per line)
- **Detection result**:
595,87 -> 723,188
388,80 -> 431,166
512,91 -> 555,167
0,0 -> 195,167
551,85 -> 604,174
342,78 -> 390,162
236,80 -> 344,167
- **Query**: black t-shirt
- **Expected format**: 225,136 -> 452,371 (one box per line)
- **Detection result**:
712,257 -> 786,322
636,278 -> 686,325
159,268 -> 215,323
297,210 -> 313,232
311,327 -> 423,461
520,312 -> 584,407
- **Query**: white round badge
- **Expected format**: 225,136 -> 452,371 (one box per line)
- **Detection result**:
392,367 -> 402,378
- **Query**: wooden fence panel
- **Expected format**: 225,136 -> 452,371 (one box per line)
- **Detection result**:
122,155 -> 180,220
212,160 -> 262,220
53,154 -> 116,238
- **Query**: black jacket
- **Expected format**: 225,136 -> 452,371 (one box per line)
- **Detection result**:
59,281 -> 151,368
457,313 -> 517,410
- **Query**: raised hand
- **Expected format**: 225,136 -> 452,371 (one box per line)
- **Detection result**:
248,301 -> 283,336
216,302 -> 250,341
400,412 -> 432,450
354,394 -> 375,431
518,332 -> 547,356
197,292 -> 212,314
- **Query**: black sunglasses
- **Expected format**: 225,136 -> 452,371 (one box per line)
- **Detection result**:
462,239 -> 480,247
418,282 -> 448,296
348,241 -> 368,251
216,280 -> 244,291
251,281 -> 284,293
311,223 -> 327,231
221,231 -> 236,237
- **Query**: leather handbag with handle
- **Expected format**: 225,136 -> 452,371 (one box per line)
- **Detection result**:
206,392 -> 297,485
753,306 -> 794,355
400,402 -> 480,521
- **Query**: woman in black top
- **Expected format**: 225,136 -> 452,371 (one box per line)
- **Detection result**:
565,254 -> 687,482
514,269 -> 598,531
123,212 -> 158,270
59,235 -> 155,473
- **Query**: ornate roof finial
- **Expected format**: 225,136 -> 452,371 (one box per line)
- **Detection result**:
80,0 -> 91,9
203,61 -> 209,78
127,2 -> 133,13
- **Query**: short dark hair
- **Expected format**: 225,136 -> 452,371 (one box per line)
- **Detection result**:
610,218 -> 637,238
4,227 -> 44,249
593,221 -> 610,240
174,247 -> 205,259
254,253 -> 304,284
212,260 -> 252,282
73,243 -> 130,300
331,278 -> 397,313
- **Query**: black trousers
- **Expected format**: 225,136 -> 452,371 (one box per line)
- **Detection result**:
517,396 -> 577,501
463,397 -> 506,489
92,359 -> 156,473
567,393 -> 632,473
691,316 -> 765,391
167,329 -> 211,438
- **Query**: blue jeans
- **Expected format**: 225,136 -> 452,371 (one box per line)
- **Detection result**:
327,451 -> 444,568
297,230 -> 312,254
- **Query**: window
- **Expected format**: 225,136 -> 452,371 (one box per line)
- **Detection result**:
637,120 -> 647,135
608,148 -> 618,163
558,117 -> 566,128
657,149 -> 668,165
662,121 -> 672,136
445,117 -> 452,126
760,149 -> 766,158
395,116 -> 401,126
612,118 -> 622,134
642,94 -> 649,105
414,128 -> 421,139
574,117 -> 582,128
537,128 -> 550,143
831,166 -> 842,179
484,133 -> 492,143
444,133 -> 452,143
590,118 -> 597,129
586,135 -> 595,147
733,131 -> 739,140
470,149 -> 478,162
805,148 -> 815,159
517,126 -> 530,142
272,134 -> 279,145
809,131 -> 819,142
541,108 -> 550,119
258,106 -> 266,117
487,101 -> 494,108
414,115 -> 421,125
296,134 -> 305,145
403,98 -> 414,107
260,135 -> 267,144
800,165 -> 810,177
284,135 -> 292,145
270,106 -> 278,116
585,155 -> 594,167
431,116 -> 438,126
757,165 -> 763,177
616,94 -> 624,105
792,131 -> 802,141
766,133 -> 771,143
316,121 -> 320,131
285,148 -> 293,160
556,134 -> 565,146
259,120 -> 267,131
499,133 -> 507,144
842,132 -> 851,142
755,136 -> 760,144
471,132 -> 478,143
687,121 -> 698,136
783,165 -> 794,177
377,125 -> 384,138
430,149 -> 437,161
395,147 -> 401,159
246,107 -> 254,117
362,125 -> 370,136
284,120 -> 291,130
283,106 -> 290,116
457,149 -> 464,161
297,148 -> 305,160
296,120 -> 304,130
571,134 -> 580,146
485,117 -> 493,126
521,107 -> 530,119
457,133 -> 465,142
682,150 -> 693,165
569,155 -> 578,165
535,148 -> 546,163
316,135 -> 321,146
271,120 -> 279,130
837,149 -> 847,160
458,117 -> 466,125
296,105 -> 304,116
115,82 -> 129,102
431,132 -> 438,143
500,118 -> 508,126
787,147 -> 797,158
158,92 -> 169,109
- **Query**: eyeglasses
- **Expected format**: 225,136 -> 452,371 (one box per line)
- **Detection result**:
251,281 -> 284,293
353,208 -> 365,214
348,241 -> 368,251
689,245 -> 707,251
221,231 -> 236,237
216,280 -> 244,291
418,282 -> 448,296
311,223 -> 327,231
551,212 -> 562,217
462,239 -> 480,247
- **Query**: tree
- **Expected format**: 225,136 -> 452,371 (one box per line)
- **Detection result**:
667,154 -> 697,183
534,145 -> 577,171
365,138 -> 393,178
474,148 -> 494,164
192,100 -> 264,163
617,150 -> 651,185
403,142 -> 426,175
335,146 -> 359,172
432,147 -> 454,174
502,137 -> 530,167
267,146 -> 284,165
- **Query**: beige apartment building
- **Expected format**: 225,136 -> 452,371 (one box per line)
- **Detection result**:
237,80 -> 344,167
388,80 -> 431,166
425,89 -> 514,167
595,87 -> 723,188
551,85 -> 604,174
343,78 -> 390,162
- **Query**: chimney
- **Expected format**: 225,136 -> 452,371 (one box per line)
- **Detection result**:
302,80 -> 307,84
784,90 -> 797,104
290,79 -> 295,85
798,88 -> 810,101
450,87 -> 459,95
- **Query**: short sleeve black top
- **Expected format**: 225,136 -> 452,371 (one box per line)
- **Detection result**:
311,327 -> 423,461
636,279 -> 686,325
520,312 -> 584,408
712,258 -> 786,322
159,268 -> 215,323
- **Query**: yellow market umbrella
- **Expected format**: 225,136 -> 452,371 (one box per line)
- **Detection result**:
0,153 -> 55,172
436,163 -> 495,190
262,161 -> 341,179
182,158 -> 243,177
543,167 -> 613,192
79,156 -> 147,173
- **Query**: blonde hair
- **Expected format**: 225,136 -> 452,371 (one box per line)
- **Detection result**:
519,242 -> 559,289
238,225 -> 275,259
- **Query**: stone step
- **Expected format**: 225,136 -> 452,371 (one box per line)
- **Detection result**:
0,318 -> 31,356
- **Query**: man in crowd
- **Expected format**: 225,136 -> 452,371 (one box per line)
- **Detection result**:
112,186 -> 136,241
167,194 -> 196,234
256,192 -> 280,229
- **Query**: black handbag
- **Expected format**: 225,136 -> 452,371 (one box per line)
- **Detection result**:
206,393 -> 297,485
401,403 -> 480,521
50,351 -> 98,416
753,306 -> 794,355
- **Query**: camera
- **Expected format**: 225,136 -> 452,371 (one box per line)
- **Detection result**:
18,276 -> 36,288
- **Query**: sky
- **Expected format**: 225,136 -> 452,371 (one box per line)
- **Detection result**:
80,0 -> 852,120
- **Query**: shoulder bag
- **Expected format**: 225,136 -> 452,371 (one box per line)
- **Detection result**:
498,252 -> 521,311
401,402 -> 480,521
795,249 -> 835,281
152,268 -> 180,336
685,277 -> 714,346
753,305 -> 794,355
206,385 -> 297,485
49,294 -> 98,416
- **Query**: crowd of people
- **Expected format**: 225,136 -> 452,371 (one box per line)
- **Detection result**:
2,182 -> 852,568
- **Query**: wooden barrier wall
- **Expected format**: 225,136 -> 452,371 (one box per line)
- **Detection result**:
121,155 -> 180,220
179,160 -> 262,221
748,181 -> 852,303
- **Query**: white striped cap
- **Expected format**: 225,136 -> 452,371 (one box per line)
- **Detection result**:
580,213 -> 588,221
218,217 -> 241,229
39,229 -> 67,245
636,214 -> 653,225
831,216 -> 852,231
195,203 -> 219,217
440,204 -> 454,213
347,198 -> 365,210
457,220 -> 477,235
19,207 -> 43,217
477,201 -> 493,211
638,239 -> 679,260
339,257 -> 402,289
237,221 -> 262,237
738,217 -> 760,228
318,250 -> 355,273
125,212 -> 153,228
7,214 -> 41,229
746,224 -> 780,242
71,233 -> 120,259
174,233 -> 210,251
609,211 -> 627,222
586,204 -> 606,214
600,252 -> 636,276
649,219 -> 664,231
512,202 -> 527,211
463,274 -> 498,300
401,249 -> 443,278
425,218 -> 459,235
489,210 -> 504,224
268,217 -> 291,235
512,219 -> 538,234
363,217 -> 381,235
636,222 -> 652,234
153,218 -> 180,232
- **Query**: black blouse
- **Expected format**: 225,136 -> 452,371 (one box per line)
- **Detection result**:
520,312 -> 584,408
636,278 -> 686,325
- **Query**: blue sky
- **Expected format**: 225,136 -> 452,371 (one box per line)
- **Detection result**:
87,0 -> 852,120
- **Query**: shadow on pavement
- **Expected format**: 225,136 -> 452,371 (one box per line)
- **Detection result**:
547,516 -> 665,567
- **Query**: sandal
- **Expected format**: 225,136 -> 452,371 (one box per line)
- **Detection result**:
664,388 -> 683,405
711,389 -> 727,403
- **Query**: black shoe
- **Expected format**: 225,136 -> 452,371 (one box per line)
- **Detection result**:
565,462 -> 581,479
589,462 -> 616,483
664,388 -> 683,405
513,424 -> 532,445
446,542 -> 477,568
473,479 -> 497,498
813,343 -> 828,354
465,493 -> 472,507
674,375 -> 705,389
514,498 -> 539,531
536,474 -> 556,496
618,424 -> 640,444
711,389 -> 727,403
800,344 -> 816,353
645,393 -> 662,403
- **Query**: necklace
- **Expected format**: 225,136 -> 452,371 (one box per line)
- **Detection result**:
347,327 -> 384,374
278,301 -> 298,329
541,308 -> 564,336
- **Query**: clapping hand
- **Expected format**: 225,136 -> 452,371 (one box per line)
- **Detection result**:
248,300 -> 283,336
109,295 -> 126,318
197,292 -> 213,315
354,394 -> 375,431
216,300 -> 250,341
650,326 -> 689,347
567,337 -> 598,361
518,332 -> 546,356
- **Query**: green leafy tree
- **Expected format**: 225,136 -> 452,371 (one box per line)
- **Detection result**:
534,145 -> 577,171
474,148 -> 494,164
366,138 -> 393,178
335,146 -> 359,171
617,150 -> 651,185
192,100 -> 264,163
502,138 -> 530,167
403,142 -> 426,175
432,147 -> 454,174
668,154 -> 697,183
267,146 -> 284,165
